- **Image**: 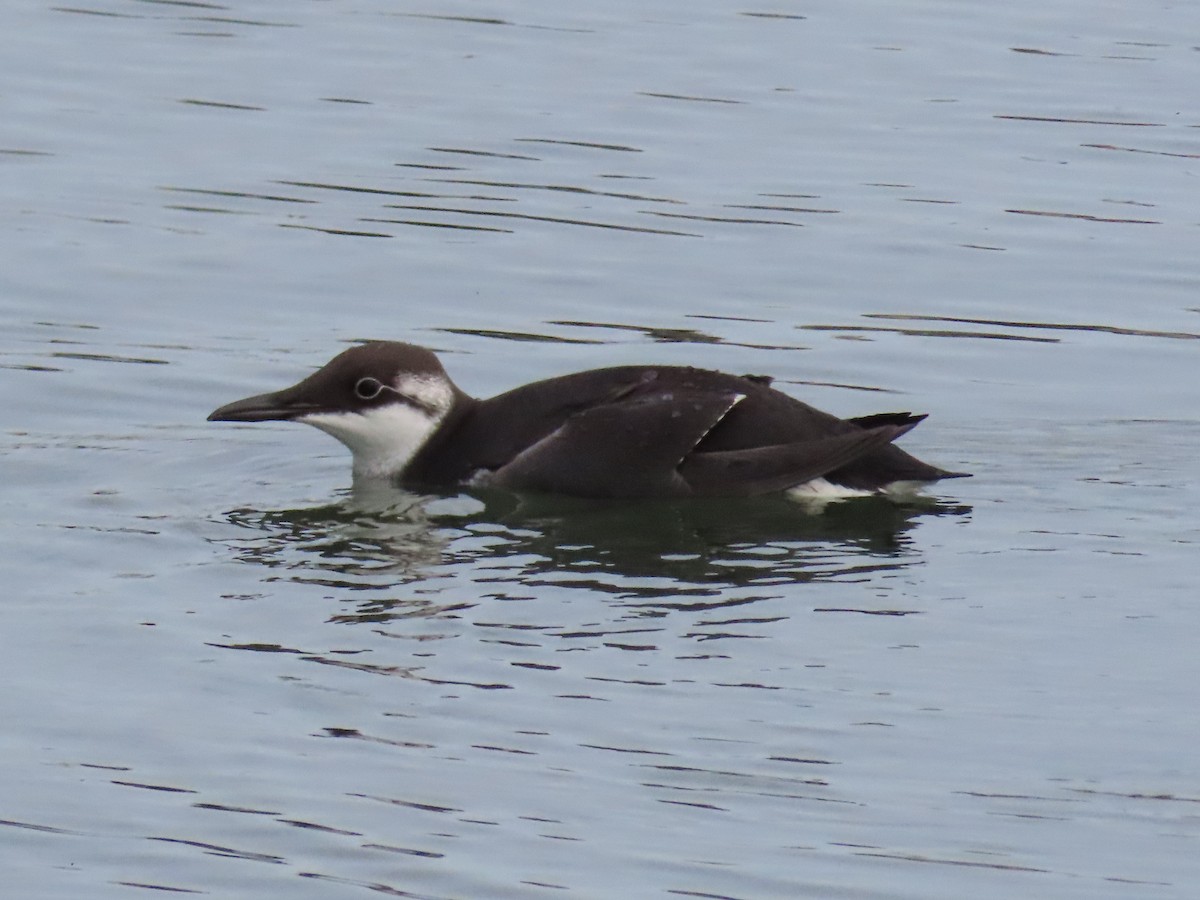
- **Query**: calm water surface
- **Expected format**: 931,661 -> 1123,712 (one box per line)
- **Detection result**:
2,2 -> 1198,898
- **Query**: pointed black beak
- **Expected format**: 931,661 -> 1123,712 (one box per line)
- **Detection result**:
207,389 -> 321,423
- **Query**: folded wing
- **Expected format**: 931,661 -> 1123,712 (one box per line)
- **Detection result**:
490,388 -> 921,498
681,419 -> 920,496
491,389 -> 741,498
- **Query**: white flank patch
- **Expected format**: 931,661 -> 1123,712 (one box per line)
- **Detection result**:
786,477 -> 874,501
465,468 -> 495,488
301,376 -> 454,481
786,476 -> 931,508
881,479 -> 927,501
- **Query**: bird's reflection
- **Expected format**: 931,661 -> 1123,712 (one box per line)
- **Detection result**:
215,483 -> 970,615
221,488 -> 446,590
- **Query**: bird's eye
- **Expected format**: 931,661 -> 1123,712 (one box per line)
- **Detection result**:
354,377 -> 384,400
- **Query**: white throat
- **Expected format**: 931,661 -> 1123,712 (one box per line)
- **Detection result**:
300,376 -> 453,481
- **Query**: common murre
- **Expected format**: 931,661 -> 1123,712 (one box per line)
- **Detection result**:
208,341 -> 968,499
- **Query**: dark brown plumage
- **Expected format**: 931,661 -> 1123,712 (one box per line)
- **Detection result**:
210,341 -> 968,499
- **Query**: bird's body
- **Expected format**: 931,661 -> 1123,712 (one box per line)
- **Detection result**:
209,341 -> 967,499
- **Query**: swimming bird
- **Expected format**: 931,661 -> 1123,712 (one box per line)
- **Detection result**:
208,341 -> 968,499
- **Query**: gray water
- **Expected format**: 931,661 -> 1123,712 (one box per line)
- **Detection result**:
3,2 -> 1198,898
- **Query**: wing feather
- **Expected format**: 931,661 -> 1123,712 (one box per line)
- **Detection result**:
680,421 -> 919,496
491,390 -> 741,498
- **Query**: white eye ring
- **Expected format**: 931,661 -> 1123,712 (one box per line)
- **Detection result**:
354,376 -> 384,400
